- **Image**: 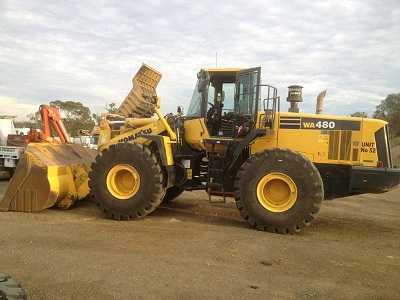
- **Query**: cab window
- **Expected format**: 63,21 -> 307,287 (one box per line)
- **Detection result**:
186,81 -> 202,117
222,83 -> 235,112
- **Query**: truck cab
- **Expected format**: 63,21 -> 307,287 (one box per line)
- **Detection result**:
0,118 -> 25,176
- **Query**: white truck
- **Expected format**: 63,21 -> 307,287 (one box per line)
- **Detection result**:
0,118 -> 25,177
72,135 -> 99,150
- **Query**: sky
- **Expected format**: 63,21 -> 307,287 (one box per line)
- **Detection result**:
0,0 -> 399,120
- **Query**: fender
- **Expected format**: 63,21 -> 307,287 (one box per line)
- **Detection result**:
137,134 -> 176,188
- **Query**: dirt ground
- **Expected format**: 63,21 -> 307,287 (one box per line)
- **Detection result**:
0,180 -> 399,300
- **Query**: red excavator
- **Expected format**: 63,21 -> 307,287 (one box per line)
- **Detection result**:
26,104 -> 71,144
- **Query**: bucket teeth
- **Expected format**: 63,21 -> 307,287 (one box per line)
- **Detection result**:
0,143 -> 96,212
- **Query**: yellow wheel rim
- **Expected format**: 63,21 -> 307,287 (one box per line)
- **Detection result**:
256,172 -> 298,212
106,164 -> 140,200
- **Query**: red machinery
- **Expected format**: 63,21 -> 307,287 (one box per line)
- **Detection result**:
27,104 -> 70,144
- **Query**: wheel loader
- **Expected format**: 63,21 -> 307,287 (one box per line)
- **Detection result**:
88,64 -> 399,233
2,64 -> 399,234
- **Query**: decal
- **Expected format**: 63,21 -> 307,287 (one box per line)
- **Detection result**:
279,117 -> 301,129
360,142 -> 376,153
303,120 -> 335,129
118,128 -> 153,143
279,117 -> 361,131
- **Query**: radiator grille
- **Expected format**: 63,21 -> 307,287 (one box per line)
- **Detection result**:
328,131 -> 352,161
352,148 -> 359,161
340,130 -> 352,160
328,131 -> 340,160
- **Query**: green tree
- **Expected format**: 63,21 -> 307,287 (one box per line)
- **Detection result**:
373,93 -> 400,137
50,100 -> 95,137
351,112 -> 368,118
105,102 -> 118,114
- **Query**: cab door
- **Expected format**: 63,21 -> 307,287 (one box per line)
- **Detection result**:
235,67 -> 261,122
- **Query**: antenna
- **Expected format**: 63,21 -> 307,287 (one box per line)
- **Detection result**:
215,52 -> 218,67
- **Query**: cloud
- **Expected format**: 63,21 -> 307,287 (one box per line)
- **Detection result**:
0,96 -> 37,119
0,0 -> 399,119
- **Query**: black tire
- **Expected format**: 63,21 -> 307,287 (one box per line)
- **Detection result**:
163,186 -> 184,203
0,273 -> 27,300
234,148 -> 323,234
8,168 -> 15,179
89,143 -> 165,220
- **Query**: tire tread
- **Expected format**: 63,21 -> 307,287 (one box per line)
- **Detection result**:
234,148 -> 323,234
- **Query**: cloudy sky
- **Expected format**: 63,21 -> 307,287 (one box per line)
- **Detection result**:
0,0 -> 399,119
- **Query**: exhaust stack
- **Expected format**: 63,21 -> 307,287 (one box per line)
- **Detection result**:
316,90 -> 327,114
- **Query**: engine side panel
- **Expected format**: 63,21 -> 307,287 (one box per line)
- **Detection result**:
251,112 -> 389,168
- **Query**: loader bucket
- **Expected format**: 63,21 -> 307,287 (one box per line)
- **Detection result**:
0,143 -> 96,212
117,63 -> 162,118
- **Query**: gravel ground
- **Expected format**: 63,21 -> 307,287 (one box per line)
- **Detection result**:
0,180 -> 399,299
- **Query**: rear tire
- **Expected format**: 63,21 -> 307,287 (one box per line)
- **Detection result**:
234,148 -> 323,234
89,143 -> 165,220
8,168 -> 14,179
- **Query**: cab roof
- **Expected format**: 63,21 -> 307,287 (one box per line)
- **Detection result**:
203,68 -> 244,83
204,68 -> 243,74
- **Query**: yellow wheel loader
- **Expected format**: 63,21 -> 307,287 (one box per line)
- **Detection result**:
88,64 -> 400,233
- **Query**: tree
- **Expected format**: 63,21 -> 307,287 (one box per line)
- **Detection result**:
50,100 -> 95,137
92,113 -> 100,125
105,102 -> 118,114
351,112 -> 368,118
373,93 -> 400,137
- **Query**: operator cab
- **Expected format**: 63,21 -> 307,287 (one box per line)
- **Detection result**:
184,67 -> 279,198
186,67 -> 263,138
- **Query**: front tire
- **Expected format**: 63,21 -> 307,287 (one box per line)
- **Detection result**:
234,148 -> 323,234
89,143 -> 165,220
162,186 -> 184,203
